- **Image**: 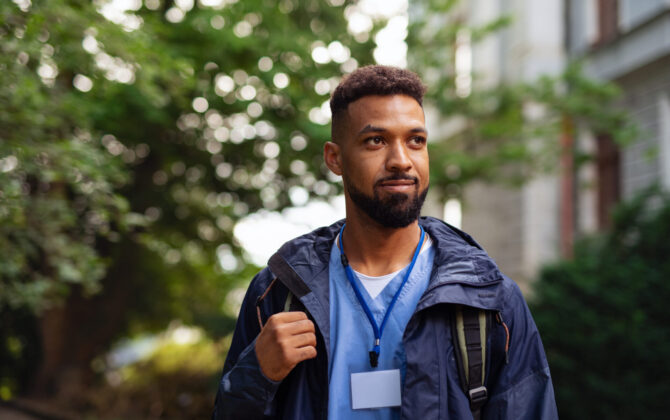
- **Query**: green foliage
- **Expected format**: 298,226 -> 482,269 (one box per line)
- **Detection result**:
0,1 -> 131,312
1,0 -> 374,319
0,0 -> 376,401
86,331 -> 227,419
528,61 -> 639,147
531,187 -> 670,419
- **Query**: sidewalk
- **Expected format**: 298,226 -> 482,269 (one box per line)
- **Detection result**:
0,405 -> 39,420
0,400 -> 75,420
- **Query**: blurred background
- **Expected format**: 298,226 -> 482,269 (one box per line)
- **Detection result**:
1,0 -> 668,418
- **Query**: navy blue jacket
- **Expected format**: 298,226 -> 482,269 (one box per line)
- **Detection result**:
213,217 -> 558,419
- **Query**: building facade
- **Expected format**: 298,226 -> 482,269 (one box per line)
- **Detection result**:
453,0 -> 670,291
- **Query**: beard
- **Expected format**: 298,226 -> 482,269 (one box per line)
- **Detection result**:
345,174 -> 429,228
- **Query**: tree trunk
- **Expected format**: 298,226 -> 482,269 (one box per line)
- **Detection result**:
28,239 -> 137,407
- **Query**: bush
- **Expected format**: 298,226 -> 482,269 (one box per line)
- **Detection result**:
532,187 -> 670,420
80,330 -> 230,419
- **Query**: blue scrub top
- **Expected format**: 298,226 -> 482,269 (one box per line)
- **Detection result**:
327,237 -> 435,419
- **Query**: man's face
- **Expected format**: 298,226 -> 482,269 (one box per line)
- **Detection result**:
326,94 -> 430,228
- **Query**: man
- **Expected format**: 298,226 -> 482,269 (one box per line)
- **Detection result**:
213,65 -> 557,419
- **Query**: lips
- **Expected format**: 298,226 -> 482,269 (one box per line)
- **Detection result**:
376,175 -> 418,185
376,176 -> 418,192
379,180 -> 416,186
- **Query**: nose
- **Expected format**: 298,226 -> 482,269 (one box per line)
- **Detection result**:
385,141 -> 412,173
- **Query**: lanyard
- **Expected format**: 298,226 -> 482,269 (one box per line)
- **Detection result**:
338,223 -> 425,368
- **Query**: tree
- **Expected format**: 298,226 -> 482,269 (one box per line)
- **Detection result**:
1,0 -> 376,402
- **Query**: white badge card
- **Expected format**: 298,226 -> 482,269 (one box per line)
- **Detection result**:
350,369 -> 402,410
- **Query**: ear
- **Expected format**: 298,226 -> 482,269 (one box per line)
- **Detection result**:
323,141 -> 343,176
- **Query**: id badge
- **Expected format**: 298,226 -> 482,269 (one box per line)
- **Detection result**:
350,369 -> 402,409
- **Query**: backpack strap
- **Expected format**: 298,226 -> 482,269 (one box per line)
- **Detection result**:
452,305 -> 490,420
283,290 -> 293,312
283,288 -> 302,313
255,277 -> 298,329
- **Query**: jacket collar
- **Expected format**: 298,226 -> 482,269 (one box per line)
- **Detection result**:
416,217 -> 505,312
268,217 -> 506,323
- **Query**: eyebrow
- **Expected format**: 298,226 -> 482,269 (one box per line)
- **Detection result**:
356,125 -> 428,136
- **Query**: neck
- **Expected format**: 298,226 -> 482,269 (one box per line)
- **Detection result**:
341,206 -> 423,277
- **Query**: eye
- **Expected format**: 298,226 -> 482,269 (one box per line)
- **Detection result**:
408,135 -> 427,147
364,136 -> 384,146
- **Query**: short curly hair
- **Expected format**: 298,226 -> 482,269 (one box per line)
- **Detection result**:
330,65 -> 426,141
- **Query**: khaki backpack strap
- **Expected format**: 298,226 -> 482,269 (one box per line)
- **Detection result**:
453,305 -> 489,420
283,290 -> 293,312
255,277 -> 295,328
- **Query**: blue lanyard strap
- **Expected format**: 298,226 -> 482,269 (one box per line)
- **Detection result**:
338,223 -> 425,368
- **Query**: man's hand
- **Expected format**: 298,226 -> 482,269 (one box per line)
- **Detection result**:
255,311 -> 317,382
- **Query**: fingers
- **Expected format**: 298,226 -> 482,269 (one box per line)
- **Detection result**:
283,334 -> 317,365
267,311 -> 308,323
279,318 -> 315,336
287,331 -> 317,349
297,345 -> 317,361
266,312 -> 315,335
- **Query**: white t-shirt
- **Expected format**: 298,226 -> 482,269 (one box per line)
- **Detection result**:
352,235 -> 433,299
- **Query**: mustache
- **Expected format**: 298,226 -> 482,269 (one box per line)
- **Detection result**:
374,174 -> 418,187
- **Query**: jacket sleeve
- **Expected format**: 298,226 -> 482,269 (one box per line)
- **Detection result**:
484,276 -> 559,420
212,269 -> 282,420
